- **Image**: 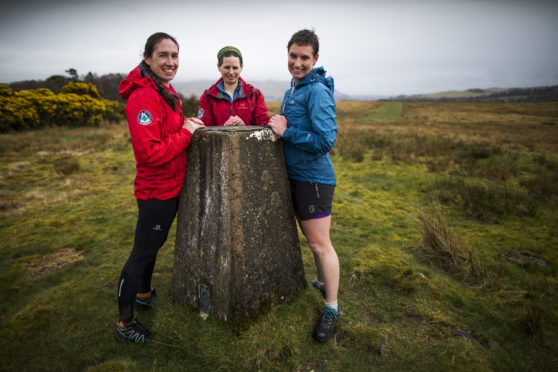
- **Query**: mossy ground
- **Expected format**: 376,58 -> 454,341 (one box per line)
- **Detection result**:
1,101 -> 557,371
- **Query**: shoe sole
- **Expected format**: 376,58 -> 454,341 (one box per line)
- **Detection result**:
114,330 -> 152,343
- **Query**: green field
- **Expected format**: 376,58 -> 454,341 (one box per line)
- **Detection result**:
1,101 -> 557,371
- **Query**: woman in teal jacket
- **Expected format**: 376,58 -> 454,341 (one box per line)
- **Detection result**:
269,29 -> 340,343
280,65 -> 336,185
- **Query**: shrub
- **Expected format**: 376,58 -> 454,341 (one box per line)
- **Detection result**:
61,82 -> 100,98
2,85 -> 123,130
181,94 -> 199,117
16,89 -> 57,125
54,93 -> 106,126
101,99 -> 125,123
0,96 -> 40,132
0,83 -> 14,97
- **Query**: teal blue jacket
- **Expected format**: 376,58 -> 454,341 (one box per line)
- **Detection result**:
281,67 -> 337,185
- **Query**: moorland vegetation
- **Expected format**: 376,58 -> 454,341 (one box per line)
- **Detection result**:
0,98 -> 557,371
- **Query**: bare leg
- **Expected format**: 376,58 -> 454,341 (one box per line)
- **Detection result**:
300,216 -> 339,303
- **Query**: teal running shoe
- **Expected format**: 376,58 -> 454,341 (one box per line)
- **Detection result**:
135,288 -> 157,310
313,306 -> 341,342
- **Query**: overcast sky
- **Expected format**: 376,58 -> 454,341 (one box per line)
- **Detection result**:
1,0 -> 557,96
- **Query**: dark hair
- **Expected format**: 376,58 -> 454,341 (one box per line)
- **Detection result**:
144,32 -> 179,58
141,32 -> 180,111
218,51 -> 243,67
287,29 -> 319,57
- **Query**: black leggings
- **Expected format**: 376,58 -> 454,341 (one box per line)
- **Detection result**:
118,198 -> 178,322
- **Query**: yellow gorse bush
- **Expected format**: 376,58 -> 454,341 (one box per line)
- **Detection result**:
0,83 -> 124,132
0,83 -> 15,97
0,95 -> 40,131
61,81 -> 100,98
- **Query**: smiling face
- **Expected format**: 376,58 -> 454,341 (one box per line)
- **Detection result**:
288,43 -> 318,83
144,38 -> 179,86
218,55 -> 243,85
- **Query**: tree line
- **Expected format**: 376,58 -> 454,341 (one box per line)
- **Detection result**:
2,69 -> 200,132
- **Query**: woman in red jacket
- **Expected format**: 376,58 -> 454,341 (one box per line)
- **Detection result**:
197,46 -> 270,126
115,32 -> 204,343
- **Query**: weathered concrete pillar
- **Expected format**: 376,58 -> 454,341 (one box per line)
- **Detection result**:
172,126 -> 306,323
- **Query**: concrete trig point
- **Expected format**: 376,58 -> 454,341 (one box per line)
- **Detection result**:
172,126 -> 306,323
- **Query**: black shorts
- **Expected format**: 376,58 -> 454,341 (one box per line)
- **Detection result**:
289,180 -> 335,221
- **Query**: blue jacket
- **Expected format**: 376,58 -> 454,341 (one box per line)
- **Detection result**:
281,67 -> 337,185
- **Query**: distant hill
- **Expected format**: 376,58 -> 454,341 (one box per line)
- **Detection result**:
9,73 -> 557,103
389,85 -> 558,102
172,79 -> 353,101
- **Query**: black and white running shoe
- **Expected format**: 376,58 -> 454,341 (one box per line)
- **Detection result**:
115,317 -> 153,343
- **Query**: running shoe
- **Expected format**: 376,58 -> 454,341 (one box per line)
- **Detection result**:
310,280 -> 326,299
115,317 -> 153,343
135,288 -> 157,310
313,305 -> 341,342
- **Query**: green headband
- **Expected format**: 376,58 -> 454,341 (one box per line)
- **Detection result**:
217,46 -> 242,61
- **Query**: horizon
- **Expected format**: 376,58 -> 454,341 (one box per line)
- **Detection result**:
6,74 -> 558,99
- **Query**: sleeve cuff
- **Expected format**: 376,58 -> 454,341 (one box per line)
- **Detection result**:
282,127 -> 293,142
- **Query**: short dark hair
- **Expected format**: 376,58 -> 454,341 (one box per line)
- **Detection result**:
287,29 -> 319,57
218,51 -> 243,66
143,32 -> 179,59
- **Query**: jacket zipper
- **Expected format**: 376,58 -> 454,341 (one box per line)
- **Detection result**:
281,82 -> 297,115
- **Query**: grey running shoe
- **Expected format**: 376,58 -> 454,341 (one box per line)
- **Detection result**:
313,306 -> 340,342
311,280 -> 326,298
115,318 -> 153,343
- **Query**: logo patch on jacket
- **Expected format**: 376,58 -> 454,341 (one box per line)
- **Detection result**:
137,110 -> 153,125
197,108 -> 204,118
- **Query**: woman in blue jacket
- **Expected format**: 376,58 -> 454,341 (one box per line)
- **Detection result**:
269,29 -> 340,342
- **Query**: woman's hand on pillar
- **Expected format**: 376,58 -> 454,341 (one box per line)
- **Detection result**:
224,116 -> 246,126
183,118 -> 205,134
268,115 -> 287,138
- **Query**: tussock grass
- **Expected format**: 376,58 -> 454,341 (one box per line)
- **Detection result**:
521,171 -> 558,202
432,177 -> 534,221
417,204 -> 487,284
52,155 -> 80,175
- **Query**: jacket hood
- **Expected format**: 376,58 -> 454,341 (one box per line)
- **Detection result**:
292,66 -> 334,94
119,61 -> 157,100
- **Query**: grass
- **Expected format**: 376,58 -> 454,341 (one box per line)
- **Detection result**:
357,102 -> 403,123
1,101 -> 558,371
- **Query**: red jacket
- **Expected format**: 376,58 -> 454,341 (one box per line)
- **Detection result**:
197,78 -> 269,126
119,65 -> 192,200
